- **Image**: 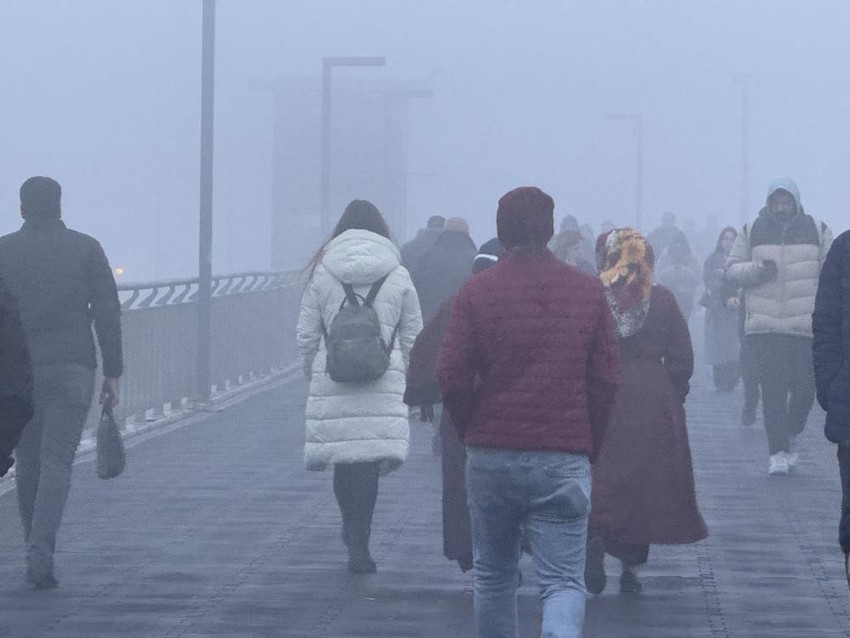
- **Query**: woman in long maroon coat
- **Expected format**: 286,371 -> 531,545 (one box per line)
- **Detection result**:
586,229 -> 707,595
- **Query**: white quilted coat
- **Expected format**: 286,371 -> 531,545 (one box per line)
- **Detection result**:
297,229 -> 423,474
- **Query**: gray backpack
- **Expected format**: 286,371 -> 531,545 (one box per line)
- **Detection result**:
322,275 -> 398,383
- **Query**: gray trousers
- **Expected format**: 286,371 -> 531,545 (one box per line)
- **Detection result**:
15,363 -> 95,567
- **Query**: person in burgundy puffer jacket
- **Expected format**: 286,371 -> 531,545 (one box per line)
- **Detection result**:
436,187 -> 620,638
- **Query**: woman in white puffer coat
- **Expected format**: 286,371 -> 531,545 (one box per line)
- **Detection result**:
297,200 -> 422,573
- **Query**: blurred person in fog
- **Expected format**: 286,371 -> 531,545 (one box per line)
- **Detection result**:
585,229 -> 707,596
409,217 -> 477,455
404,238 -> 503,574
549,219 -> 595,275
0,279 -> 33,479
297,200 -> 422,574
437,187 -> 620,638
812,227 -> 850,589
400,214 -> 444,271
646,211 -> 680,256
726,179 -> 832,475
655,232 -> 700,320
737,285 -> 762,426
700,227 -> 740,391
0,177 -> 122,589
410,217 -> 477,323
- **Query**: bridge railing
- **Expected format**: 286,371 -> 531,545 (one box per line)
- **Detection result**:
92,269 -> 304,428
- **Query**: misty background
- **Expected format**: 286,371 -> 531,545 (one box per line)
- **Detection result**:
0,0 -> 847,281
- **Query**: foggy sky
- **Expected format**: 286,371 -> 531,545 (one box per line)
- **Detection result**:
1,0 -> 848,280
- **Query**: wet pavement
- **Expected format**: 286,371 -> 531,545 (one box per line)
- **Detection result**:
1,371 -> 849,637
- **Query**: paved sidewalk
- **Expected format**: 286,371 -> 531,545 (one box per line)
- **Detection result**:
0,372 -> 848,637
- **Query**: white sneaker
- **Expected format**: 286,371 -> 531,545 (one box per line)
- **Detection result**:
786,451 -> 799,469
768,452 -> 789,475
787,433 -> 802,469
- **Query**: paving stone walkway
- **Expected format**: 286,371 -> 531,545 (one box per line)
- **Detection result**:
1,370 -> 848,637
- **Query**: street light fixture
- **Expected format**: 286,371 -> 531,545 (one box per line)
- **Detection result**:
604,112 -> 644,230
320,56 -> 387,237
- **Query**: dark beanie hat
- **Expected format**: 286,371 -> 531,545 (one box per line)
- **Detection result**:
473,237 -> 503,273
426,215 -> 445,229
496,186 -> 554,248
20,176 -> 62,219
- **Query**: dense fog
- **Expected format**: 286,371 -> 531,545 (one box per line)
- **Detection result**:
0,0 -> 847,279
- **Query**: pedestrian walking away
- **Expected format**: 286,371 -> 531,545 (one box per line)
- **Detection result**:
437,186 -> 620,638
400,214 -> 444,272
297,199 -> 423,574
585,228 -> 707,596
812,228 -> 850,589
725,178 -> 832,475
0,176 -> 123,589
410,216 -> 477,324
700,227 -> 740,391
405,237 -> 504,574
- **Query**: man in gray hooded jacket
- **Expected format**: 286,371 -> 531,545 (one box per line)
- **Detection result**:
726,178 -> 832,475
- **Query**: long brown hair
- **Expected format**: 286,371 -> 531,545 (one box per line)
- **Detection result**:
305,200 -> 392,280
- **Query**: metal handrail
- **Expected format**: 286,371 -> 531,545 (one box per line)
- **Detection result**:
86,268 -> 305,433
117,270 -> 304,310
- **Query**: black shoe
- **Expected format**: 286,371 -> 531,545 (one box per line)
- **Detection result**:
347,556 -> 377,574
619,569 -> 642,594
584,537 -> 606,595
741,403 -> 757,426
26,554 -> 58,590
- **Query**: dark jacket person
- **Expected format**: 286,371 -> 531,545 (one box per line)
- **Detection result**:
0,279 -> 34,477
0,176 -> 123,589
812,229 -> 850,588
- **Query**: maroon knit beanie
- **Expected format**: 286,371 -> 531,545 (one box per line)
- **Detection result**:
496,187 -> 555,248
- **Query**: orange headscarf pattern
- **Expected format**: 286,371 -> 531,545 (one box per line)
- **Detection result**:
596,228 -> 655,337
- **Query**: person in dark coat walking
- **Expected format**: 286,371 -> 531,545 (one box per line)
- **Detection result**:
812,228 -> 850,589
400,215 -> 444,271
437,187 -> 621,638
701,227 -> 740,391
405,238 -> 503,573
0,279 -> 34,478
585,229 -> 708,596
410,217 -> 477,323
0,177 -> 123,589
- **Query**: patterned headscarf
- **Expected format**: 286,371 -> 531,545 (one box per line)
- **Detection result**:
596,228 -> 655,338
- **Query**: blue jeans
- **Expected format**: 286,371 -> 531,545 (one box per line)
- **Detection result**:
466,447 -> 591,638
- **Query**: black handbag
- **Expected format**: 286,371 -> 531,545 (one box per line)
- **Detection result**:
96,405 -> 126,479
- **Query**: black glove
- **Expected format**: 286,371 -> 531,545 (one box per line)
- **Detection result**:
0,453 -> 13,478
760,259 -> 778,282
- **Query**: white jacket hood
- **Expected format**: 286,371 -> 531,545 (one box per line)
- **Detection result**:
321,229 -> 401,285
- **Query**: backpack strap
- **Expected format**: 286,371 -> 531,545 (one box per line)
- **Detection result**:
341,283 -> 361,308
363,275 -> 390,307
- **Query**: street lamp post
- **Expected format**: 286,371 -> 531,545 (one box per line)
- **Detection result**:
383,88 -> 434,241
196,0 -> 216,404
604,113 -> 644,230
320,56 -> 386,238
735,74 -> 752,225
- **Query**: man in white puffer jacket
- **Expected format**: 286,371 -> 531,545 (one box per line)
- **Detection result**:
297,200 -> 422,573
725,178 -> 832,475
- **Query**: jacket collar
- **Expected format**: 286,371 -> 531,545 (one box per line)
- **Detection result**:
21,217 -> 66,231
